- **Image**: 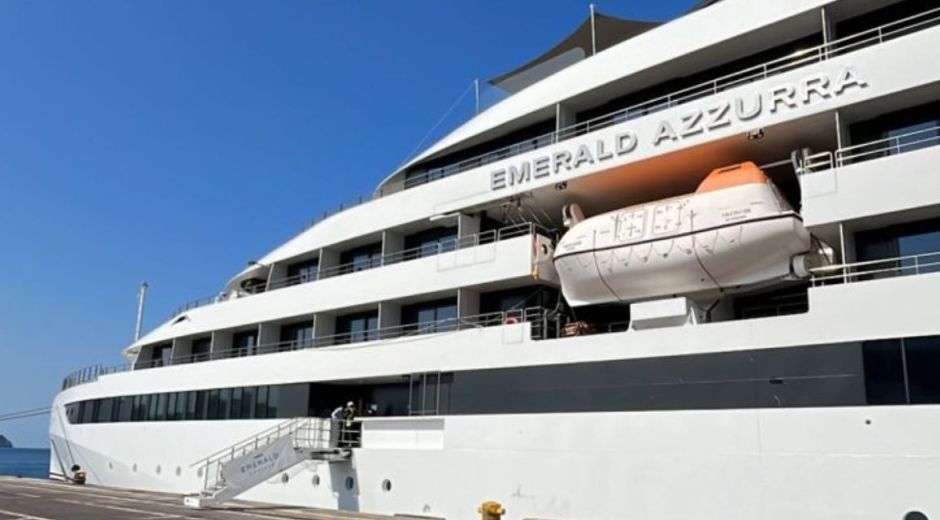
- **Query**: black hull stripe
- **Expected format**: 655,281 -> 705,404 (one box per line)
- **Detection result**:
553,212 -> 803,262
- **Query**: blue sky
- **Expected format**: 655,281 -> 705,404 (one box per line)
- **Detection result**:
0,0 -> 695,447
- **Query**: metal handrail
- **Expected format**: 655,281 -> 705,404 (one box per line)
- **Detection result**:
811,250 -> 940,285
62,307 -> 554,388
797,123 -> 940,175
836,125 -> 940,166
290,6 -> 940,234
172,223 -> 552,316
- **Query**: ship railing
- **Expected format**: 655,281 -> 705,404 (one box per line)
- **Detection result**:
797,123 -> 940,175
61,363 -> 129,391
835,125 -> 940,167
399,5 -> 940,191
126,306 -> 555,371
171,223 -> 552,316
811,250 -> 940,286
267,222 -> 551,291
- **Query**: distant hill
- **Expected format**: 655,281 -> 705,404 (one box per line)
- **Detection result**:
0,435 -> 12,449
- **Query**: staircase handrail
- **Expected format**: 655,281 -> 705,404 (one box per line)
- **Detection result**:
189,416 -> 310,468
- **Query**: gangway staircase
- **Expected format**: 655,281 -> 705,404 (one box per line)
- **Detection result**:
183,417 -> 356,508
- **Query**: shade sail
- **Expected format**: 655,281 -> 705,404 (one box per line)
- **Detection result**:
487,11 -> 659,95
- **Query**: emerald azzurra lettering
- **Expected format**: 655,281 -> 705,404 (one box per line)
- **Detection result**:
489,66 -> 868,191
491,131 -> 638,190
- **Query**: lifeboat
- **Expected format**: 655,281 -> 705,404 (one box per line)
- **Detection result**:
554,162 -> 817,307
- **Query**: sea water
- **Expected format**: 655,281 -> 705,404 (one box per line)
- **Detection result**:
0,448 -> 49,479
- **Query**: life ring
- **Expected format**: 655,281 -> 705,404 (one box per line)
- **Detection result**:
504,316 -> 520,325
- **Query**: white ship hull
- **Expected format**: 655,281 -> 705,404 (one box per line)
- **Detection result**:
49,405 -> 940,519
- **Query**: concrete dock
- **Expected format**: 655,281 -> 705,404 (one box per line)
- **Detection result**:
0,477 -> 396,520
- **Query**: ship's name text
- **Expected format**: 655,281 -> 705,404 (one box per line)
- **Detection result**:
491,67 -> 867,190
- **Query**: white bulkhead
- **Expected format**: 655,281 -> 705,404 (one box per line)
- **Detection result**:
554,163 -> 815,306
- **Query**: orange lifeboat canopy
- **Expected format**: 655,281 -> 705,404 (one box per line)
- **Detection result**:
695,162 -> 768,194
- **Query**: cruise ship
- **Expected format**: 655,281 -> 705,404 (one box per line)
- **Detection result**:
50,1 -> 940,518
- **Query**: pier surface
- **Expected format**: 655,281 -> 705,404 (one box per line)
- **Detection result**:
0,477 -> 394,520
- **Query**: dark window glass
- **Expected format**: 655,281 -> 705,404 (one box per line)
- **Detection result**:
150,343 -> 173,368
255,386 -> 269,418
166,393 -> 177,421
403,227 -> 458,260
242,387 -> 256,419
280,321 -> 314,351
232,330 -> 259,357
286,258 -> 319,285
191,337 -> 212,362
904,336 -> 940,404
339,242 -> 383,273
219,388 -> 232,419
402,298 -> 458,333
335,311 -> 379,344
147,394 -> 158,421
156,393 -> 168,421
192,391 -> 207,420
207,389 -> 220,420
266,386 -> 279,418
230,388 -> 243,420
862,340 -> 907,405
848,100 -> 940,163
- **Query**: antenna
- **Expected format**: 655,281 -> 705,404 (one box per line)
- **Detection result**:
135,281 -> 149,341
589,3 -> 598,56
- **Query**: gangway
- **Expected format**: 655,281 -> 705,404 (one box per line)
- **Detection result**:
183,417 -> 357,508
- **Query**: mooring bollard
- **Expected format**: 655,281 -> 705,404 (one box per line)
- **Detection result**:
478,501 -> 506,520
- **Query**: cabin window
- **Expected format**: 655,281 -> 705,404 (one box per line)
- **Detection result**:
286,258 -> 319,285
862,340 -> 906,405
339,242 -> 383,273
279,321 -> 314,351
404,226 -> 458,259
191,337 -> 211,362
847,101 -> 940,162
402,298 -> 458,332
904,336 -> 940,404
150,343 -> 172,368
232,330 -> 258,357
855,218 -> 940,274
335,311 -> 379,344
255,386 -> 270,419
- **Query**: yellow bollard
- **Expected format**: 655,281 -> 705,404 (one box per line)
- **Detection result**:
478,501 -> 506,520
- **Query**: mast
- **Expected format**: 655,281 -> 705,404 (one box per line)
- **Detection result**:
135,281 -> 149,341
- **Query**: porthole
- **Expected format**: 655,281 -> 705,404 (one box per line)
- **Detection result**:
904,512 -> 928,520
175,466 -> 182,477
345,476 -> 355,490
281,473 -> 290,484
132,463 -> 138,473
381,479 -> 392,493
155,465 -> 162,475
312,475 -> 320,487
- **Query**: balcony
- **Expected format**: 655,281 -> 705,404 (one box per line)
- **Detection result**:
172,223 -> 551,317
62,306 -> 556,387
800,123 -> 940,226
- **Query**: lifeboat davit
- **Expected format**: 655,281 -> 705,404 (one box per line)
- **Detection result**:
554,162 -> 815,307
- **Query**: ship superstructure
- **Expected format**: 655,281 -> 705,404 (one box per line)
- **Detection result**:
51,1 -> 940,519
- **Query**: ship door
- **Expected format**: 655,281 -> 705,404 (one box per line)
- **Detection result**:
408,372 -> 442,416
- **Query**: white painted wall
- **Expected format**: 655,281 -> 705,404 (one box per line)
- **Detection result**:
802,145 -> 940,227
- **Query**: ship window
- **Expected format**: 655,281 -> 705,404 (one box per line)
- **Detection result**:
856,218 -> 940,278
402,298 -> 458,333
339,242 -> 383,273
266,386 -> 280,418
191,337 -> 211,362
241,387 -> 256,419
404,226 -> 458,260
286,258 -> 319,286
147,394 -> 159,421
186,391 -> 204,421
207,389 -> 221,420
218,388 -> 233,419
156,393 -> 168,421
150,343 -> 172,368
230,388 -> 244,420
335,311 -> 379,344
166,392 -> 178,421
280,321 -> 314,352
862,340 -> 907,405
904,336 -> 940,404
232,330 -> 258,357
255,386 -> 270,419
